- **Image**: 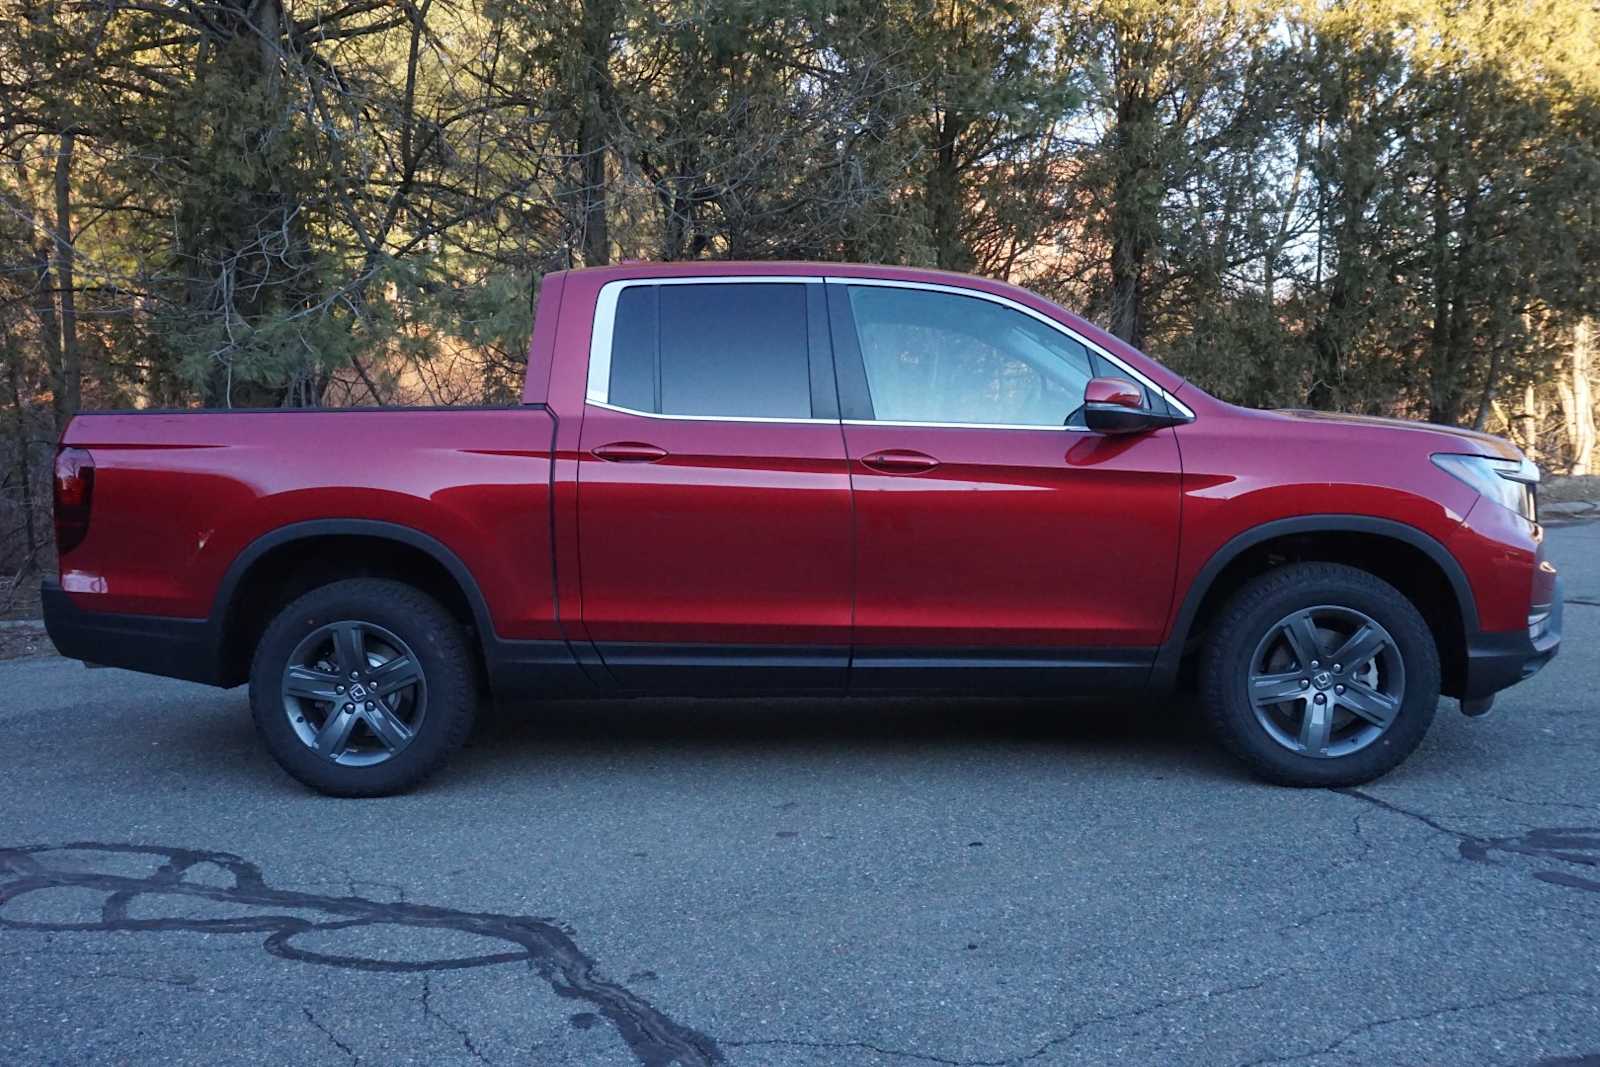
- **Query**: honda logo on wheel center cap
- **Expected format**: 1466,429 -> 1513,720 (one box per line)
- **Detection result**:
349,683 -> 369,700
1311,671 -> 1333,690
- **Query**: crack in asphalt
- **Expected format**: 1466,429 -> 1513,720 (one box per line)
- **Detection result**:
303,1006 -> 360,1063
1232,990 -> 1599,1067
422,971 -> 495,1065
727,972 -> 1297,1066
1335,789 -> 1600,893
0,843 -> 722,1066
1487,793 -> 1600,813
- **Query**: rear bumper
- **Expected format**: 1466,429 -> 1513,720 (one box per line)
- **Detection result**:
1459,576 -> 1562,700
42,578 -> 229,686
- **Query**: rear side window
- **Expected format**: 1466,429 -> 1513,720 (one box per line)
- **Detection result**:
606,283 -> 812,418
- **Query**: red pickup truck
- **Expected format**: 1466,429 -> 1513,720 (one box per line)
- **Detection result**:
44,262 -> 1561,795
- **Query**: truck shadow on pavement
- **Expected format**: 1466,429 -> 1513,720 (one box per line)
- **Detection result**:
0,842 -> 724,1067
469,693 -> 1236,771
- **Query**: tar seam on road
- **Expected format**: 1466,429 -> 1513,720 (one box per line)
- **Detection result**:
0,842 -> 723,1066
1335,788 -> 1600,894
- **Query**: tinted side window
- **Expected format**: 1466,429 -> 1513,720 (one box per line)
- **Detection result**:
846,286 -> 1097,427
609,285 -> 658,412
607,282 -> 812,418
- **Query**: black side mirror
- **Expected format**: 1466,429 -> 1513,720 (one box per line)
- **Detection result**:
1081,377 -> 1188,434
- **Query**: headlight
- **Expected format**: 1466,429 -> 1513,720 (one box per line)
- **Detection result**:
1432,453 -> 1538,522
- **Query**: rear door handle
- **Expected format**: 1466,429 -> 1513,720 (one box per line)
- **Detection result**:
860,448 -> 939,474
591,442 -> 669,463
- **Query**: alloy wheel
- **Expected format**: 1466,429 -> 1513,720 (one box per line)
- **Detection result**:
1247,605 -> 1405,759
280,620 -> 427,766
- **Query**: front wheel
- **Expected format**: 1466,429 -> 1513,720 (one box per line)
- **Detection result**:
1200,562 -> 1440,787
249,579 -> 478,796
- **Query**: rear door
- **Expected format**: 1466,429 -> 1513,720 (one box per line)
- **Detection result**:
827,279 -> 1184,691
576,277 -> 852,690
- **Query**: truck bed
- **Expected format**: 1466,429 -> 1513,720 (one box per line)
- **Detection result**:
54,406 -> 560,648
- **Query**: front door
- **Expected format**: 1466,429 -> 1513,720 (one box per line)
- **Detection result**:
826,280 -> 1183,691
576,278 -> 852,690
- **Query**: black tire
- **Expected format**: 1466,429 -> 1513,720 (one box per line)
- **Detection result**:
249,579 -> 478,796
1200,562 -> 1440,787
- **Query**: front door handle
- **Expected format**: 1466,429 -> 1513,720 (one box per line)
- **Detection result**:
592,441 -> 669,463
861,448 -> 939,474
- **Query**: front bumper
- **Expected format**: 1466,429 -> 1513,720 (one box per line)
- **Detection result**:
42,577 -> 228,686
1459,575 -> 1562,700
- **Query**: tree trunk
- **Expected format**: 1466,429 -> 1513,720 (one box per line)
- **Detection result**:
578,0 -> 616,267
927,111 -> 971,272
1560,319 -> 1596,474
1107,76 -> 1156,348
28,241 -> 63,417
1517,383 -> 1539,463
1472,341 -> 1504,431
1426,166 -> 1457,425
51,132 -> 80,430
4,337 -> 39,569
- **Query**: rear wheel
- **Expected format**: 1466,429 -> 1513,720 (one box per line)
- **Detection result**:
249,579 -> 477,796
1200,563 -> 1440,787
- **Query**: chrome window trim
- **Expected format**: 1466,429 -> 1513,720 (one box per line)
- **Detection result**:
583,272 -> 1195,428
585,276 -> 823,407
826,275 -> 1196,422
586,399 -> 836,425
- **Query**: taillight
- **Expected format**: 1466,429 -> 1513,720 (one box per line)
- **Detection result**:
53,447 -> 95,555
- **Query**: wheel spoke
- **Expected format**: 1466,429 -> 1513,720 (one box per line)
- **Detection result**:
332,623 -> 366,676
1338,681 -> 1400,728
314,705 -> 359,758
284,665 -> 342,703
1330,624 -> 1387,673
1250,670 -> 1306,705
368,655 -> 420,698
1281,612 -> 1324,669
1298,698 -> 1333,756
363,704 -> 413,751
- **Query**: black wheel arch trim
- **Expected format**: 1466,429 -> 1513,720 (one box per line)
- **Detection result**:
212,518 -> 590,694
213,519 -> 500,643
1150,514 -> 1479,691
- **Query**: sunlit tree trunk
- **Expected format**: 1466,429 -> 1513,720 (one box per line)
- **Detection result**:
51,132 -> 79,429
1559,320 -> 1596,474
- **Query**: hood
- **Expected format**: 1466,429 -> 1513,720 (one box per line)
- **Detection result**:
1267,408 -> 1524,461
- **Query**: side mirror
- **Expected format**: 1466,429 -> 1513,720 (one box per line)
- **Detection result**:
1082,377 -> 1186,434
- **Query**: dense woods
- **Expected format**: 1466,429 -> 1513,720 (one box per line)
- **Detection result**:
3,0 -> 1599,585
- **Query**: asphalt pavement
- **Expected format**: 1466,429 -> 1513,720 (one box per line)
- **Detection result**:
3,524 -> 1599,1066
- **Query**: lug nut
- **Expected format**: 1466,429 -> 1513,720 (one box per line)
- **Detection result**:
1310,660 -> 1320,669
343,703 -> 353,712
350,671 -> 359,679
336,685 -> 345,694
365,701 -> 374,710
1314,694 -> 1326,705
1300,678 -> 1310,688
1335,685 -> 1345,694
1332,664 -> 1342,673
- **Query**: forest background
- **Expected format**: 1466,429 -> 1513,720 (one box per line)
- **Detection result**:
4,0 -> 1598,602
